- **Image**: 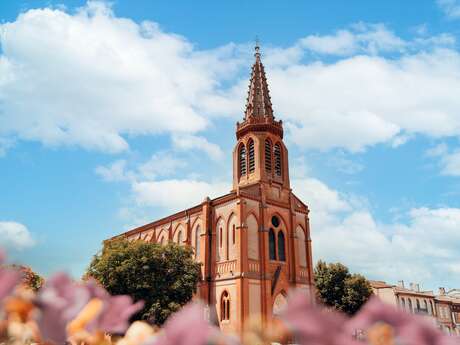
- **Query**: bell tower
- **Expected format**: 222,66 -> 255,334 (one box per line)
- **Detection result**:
232,44 -> 290,192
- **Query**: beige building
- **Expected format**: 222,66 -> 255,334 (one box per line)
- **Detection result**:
371,281 -> 460,336
436,288 -> 460,336
371,280 -> 437,318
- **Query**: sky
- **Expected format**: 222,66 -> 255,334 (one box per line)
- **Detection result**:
1,0 -> 460,291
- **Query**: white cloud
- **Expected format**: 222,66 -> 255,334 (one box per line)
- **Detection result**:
172,134 -> 224,161
0,221 -> 35,249
390,133 -> 413,148
1,9 -> 460,155
426,143 -> 448,157
437,0 -> 460,18
96,153 -> 187,182
0,2 -> 242,153
95,159 -> 132,182
96,152 -> 229,215
292,174 -> 460,288
300,23 -> 406,56
132,179 -> 230,212
441,150 -> 460,176
269,48 -> 460,152
0,137 -> 14,157
425,143 -> 460,176
138,153 -> 186,179
327,154 -> 364,174
299,23 -> 454,57
293,178 -> 350,215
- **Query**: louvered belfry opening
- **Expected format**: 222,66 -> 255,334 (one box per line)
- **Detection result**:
274,143 -> 282,177
265,139 -> 272,173
239,144 -> 246,177
248,139 -> 255,173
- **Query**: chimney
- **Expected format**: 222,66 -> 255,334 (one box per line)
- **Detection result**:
397,280 -> 405,289
439,287 -> 446,295
415,284 -> 420,292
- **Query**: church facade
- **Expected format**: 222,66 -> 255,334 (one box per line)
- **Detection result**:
116,46 -> 314,333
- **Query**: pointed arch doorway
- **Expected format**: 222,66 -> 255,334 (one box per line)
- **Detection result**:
272,291 -> 288,317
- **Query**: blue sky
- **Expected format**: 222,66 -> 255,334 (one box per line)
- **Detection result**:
1,0 -> 460,291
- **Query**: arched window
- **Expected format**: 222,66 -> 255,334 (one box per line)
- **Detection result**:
274,143 -> 282,177
216,219 -> 224,262
296,226 -> 307,267
232,224 -> 236,245
247,214 -> 259,260
431,301 -> 435,316
401,298 -> 406,309
177,231 -> 182,245
277,231 -> 286,261
195,226 -> 201,258
159,236 -> 165,245
269,228 -> 276,260
221,291 -> 230,321
265,139 -> 272,173
408,299 -> 413,313
248,139 -> 255,173
416,299 -> 420,312
239,144 -> 246,177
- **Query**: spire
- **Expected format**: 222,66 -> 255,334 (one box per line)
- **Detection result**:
244,43 -> 274,120
236,42 -> 283,140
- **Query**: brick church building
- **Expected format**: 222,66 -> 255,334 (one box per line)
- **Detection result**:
116,45 -> 314,333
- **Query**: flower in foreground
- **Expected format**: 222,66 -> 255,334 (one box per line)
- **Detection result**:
346,297 -> 456,345
151,303 -> 228,345
35,272 -> 143,343
280,291 -> 356,345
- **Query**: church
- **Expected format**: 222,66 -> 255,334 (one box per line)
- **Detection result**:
116,45 -> 314,333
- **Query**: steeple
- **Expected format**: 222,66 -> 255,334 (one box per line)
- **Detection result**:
236,44 -> 283,140
233,43 -> 289,191
244,43 -> 274,119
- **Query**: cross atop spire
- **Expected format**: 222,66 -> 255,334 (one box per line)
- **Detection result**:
244,43 -> 274,120
255,36 -> 260,57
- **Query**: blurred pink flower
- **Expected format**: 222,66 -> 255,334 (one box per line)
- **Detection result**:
35,272 -> 91,343
88,294 -> 144,334
347,297 -> 453,345
346,296 -> 412,332
280,291 -> 358,345
152,303 -> 221,345
36,273 -> 143,343
0,250 -> 22,304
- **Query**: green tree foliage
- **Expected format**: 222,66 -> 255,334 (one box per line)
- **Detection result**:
7,265 -> 44,291
86,238 -> 201,325
314,261 -> 372,315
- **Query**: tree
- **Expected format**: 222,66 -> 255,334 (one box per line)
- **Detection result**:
314,261 -> 372,315
7,264 -> 44,291
86,238 -> 201,325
